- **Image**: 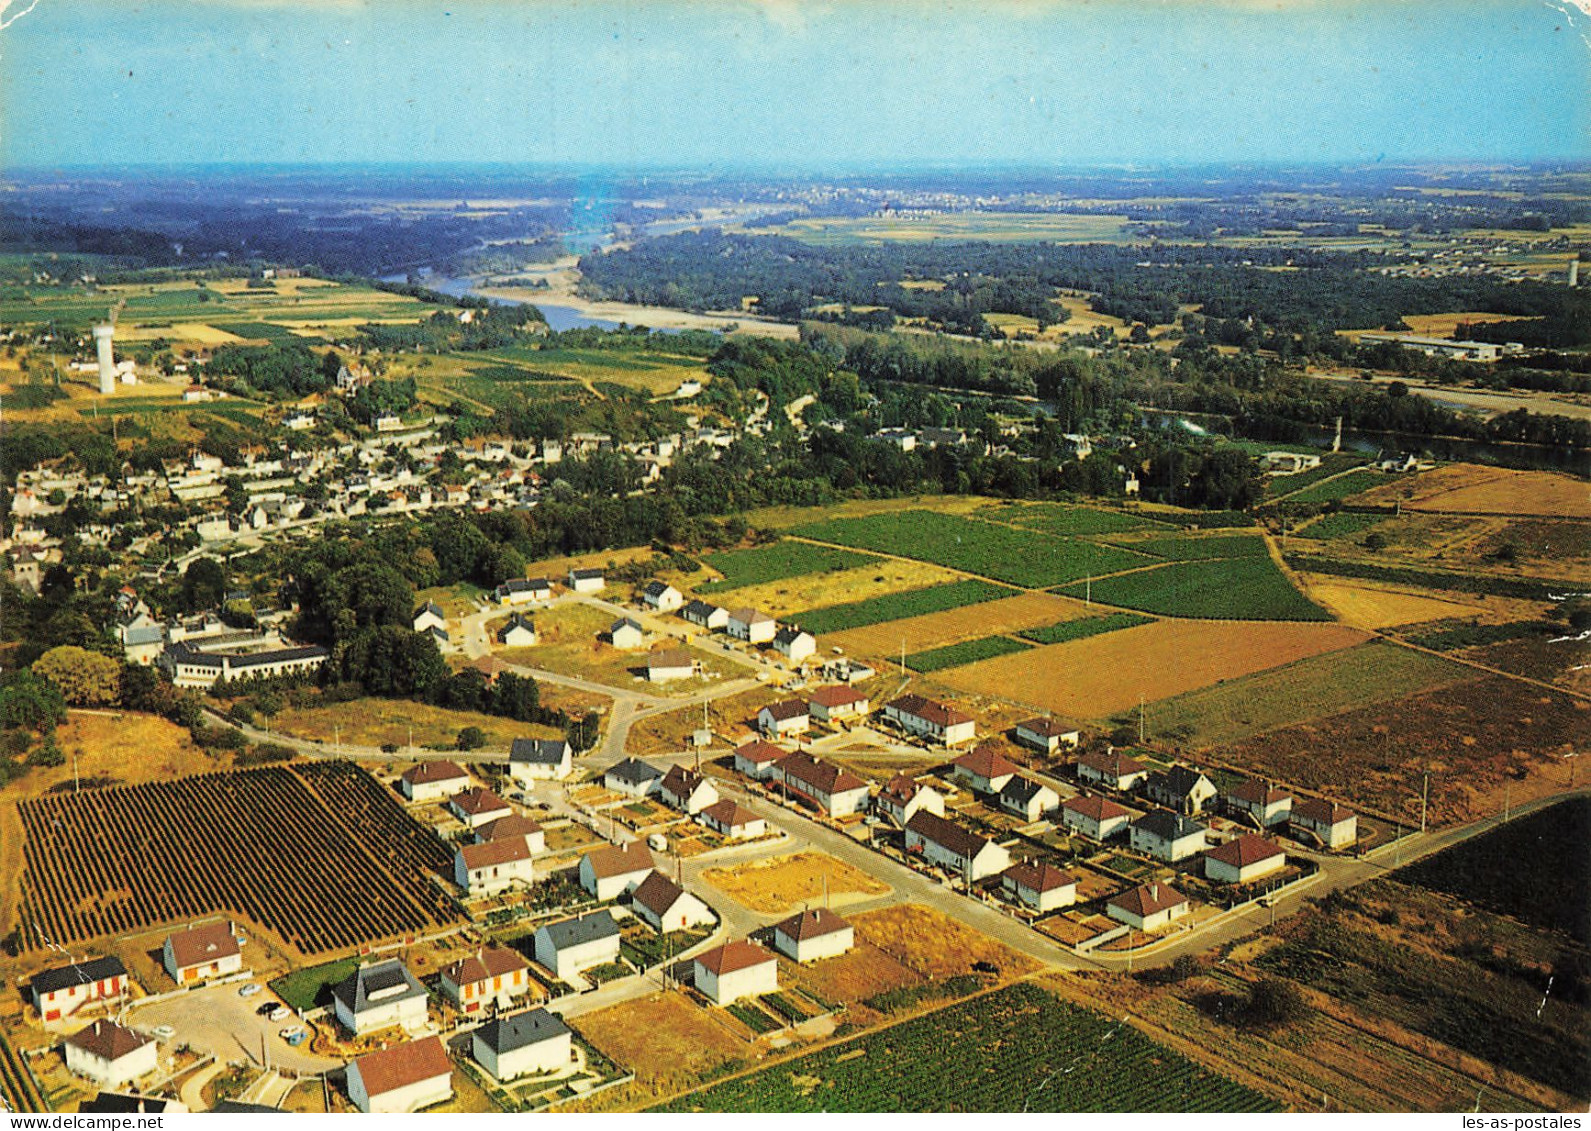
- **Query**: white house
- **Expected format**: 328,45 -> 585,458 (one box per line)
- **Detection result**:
1204,835 -> 1287,885
1143,766 -> 1218,816
1129,810 -> 1208,863
641,580 -> 683,612
660,765 -> 719,814
883,694 -> 977,746
63,1021 -> 158,1088
773,627 -> 816,664
509,737 -> 572,783
399,760 -> 470,803
439,947 -> 532,1014
771,908 -> 853,964
1000,861 -> 1078,913
567,567 -> 605,594
495,578 -> 551,606
162,921 -> 242,986
454,837 -> 536,895
874,774 -> 944,827
646,649 -> 695,682
495,613 -> 538,648
733,739 -> 788,781
1014,717 -> 1080,755
347,1037 -> 453,1114
952,744 -> 1020,793
472,1009 -> 572,1084
998,776 -> 1061,822
693,940 -> 778,1006
726,607 -> 777,644
1060,794 -> 1131,841
608,617 -> 645,650
1075,749 -> 1149,792
904,810 -> 1010,881
757,699 -> 810,737
332,960 -> 430,1036
630,871 -> 715,933
698,798 -> 766,840
449,787 -> 513,829
1225,780 -> 1293,829
605,757 -> 662,798
412,601 -> 447,634
773,752 -> 869,818
1107,882 -> 1191,932
475,815 -> 546,852
578,840 -> 655,900
807,685 -> 869,724
1291,798 -> 1358,849
533,911 -> 622,980
681,599 -> 729,630
30,956 -> 128,1024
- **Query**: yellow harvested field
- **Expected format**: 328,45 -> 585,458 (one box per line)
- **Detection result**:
851,904 -> 1039,979
1305,580 -> 1488,629
116,322 -> 247,344
1398,312 -> 1537,337
827,592 -> 1093,655
574,991 -> 750,1084
1052,294 -> 1132,334
747,494 -> 990,531
1356,464 -> 1591,519
708,559 -> 965,620
271,697 -> 562,749
937,618 -> 1369,719
700,850 -> 890,914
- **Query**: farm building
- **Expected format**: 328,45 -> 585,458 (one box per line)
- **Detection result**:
1129,810 -> 1208,863
699,798 -> 767,840
30,956 -> 127,1023
758,699 -> 810,737
495,578 -> 552,605
473,1008 -> 572,1084
476,814 -> 546,851
874,774 -> 944,827
495,613 -> 538,647
904,810 -> 1011,881
440,947 -> 532,1014
608,617 -> 645,650
999,776 -> 1061,822
509,737 -> 572,783
1143,766 -> 1218,816
162,921 -> 242,986
952,744 -> 1020,793
454,837 -> 536,895
694,940 -> 778,1006
399,760 -> 470,803
332,960 -> 429,1036
534,910 -> 622,980
567,567 -> 606,593
1014,717 -> 1080,755
1108,883 -> 1191,932
773,752 -> 870,817
1076,749 -> 1149,792
159,641 -> 328,690
63,1021 -> 157,1088
660,765 -> 719,814
605,757 -> 662,797
1225,780 -> 1293,829
772,908 -> 854,963
641,580 -> 683,612
1205,836 -> 1288,885
412,601 -> 446,633
808,684 -> 870,724
347,1036 -> 454,1114
1291,798 -> 1358,849
1060,794 -> 1131,841
681,599 -> 729,630
1000,861 -> 1078,913
449,787 -> 513,829
646,649 -> 696,682
1260,452 -> 1323,475
726,607 -> 777,644
884,694 -> 977,746
734,739 -> 788,780
578,840 -> 654,900
773,627 -> 817,664
630,871 -> 715,933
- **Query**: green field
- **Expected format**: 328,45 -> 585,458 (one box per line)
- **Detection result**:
1281,469 -> 1388,505
1114,532 -> 1272,560
986,502 -> 1168,536
1261,454 -> 1367,499
654,982 -> 1277,1112
767,211 -> 1136,247
905,634 -> 1032,673
467,345 -> 710,395
1019,612 -> 1155,645
1059,557 -> 1331,621
1138,641 -> 1470,746
792,579 -> 1014,635
269,955 -> 362,1012
697,540 -> 881,593
1295,512 -> 1388,540
790,510 -> 1148,588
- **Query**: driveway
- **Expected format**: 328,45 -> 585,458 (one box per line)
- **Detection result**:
128,981 -> 341,1075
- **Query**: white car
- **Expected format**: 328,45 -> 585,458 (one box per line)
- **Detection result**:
278,1025 -> 307,1041
150,1025 -> 176,1040
266,1004 -> 291,1022
238,982 -> 263,998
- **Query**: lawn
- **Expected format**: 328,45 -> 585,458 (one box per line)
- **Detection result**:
1059,557 -> 1332,621
905,635 -> 1031,673
697,540 -> 880,593
270,956 -> 362,1012
1019,611 -> 1155,645
791,578 -> 1014,636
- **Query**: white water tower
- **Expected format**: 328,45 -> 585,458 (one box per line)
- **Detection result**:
1570,258 -> 1581,288
92,323 -> 116,395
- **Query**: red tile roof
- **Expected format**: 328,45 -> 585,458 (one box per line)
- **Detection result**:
775,907 -> 852,942
1063,794 -> 1129,821
761,699 -> 809,722
879,774 -> 922,804
648,649 -> 695,671
808,685 -> 867,709
583,840 -> 653,879
451,787 -> 511,817
779,752 -> 867,796
1017,717 -> 1073,738
1207,835 -> 1285,868
631,871 -> 689,917
1229,779 -> 1291,806
166,921 -> 240,971
459,837 -> 533,870
352,1036 -> 452,1097
443,946 -> 528,987
905,809 -> 991,860
1077,749 -> 1147,777
1293,798 -> 1354,826
954,744 -> 1020,781
478,815 -> 544,843
401,761 -> 468,786
66,1019 -> 151,1062
1109,882 -> 1188,918
888,693 -> 973,728
1003,860 -> 1076,893
701,798 -> 761,829
695,939 -> 774,976
735,739 -> 787,766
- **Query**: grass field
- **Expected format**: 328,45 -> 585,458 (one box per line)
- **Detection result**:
1280,469 -> 1389,505
269,956 -> 362,1013
461,345 -> 711,397
982,501 -> 1169,536
1295,512 -> 1388,540
904,634 -> 1031,673
852,904 -> 1039,980
575,992 -> 751,1085
824,592 -> 1084,656
1302,580 -> 1488,629
1059,557 -> 1331,621
687,559 -> 965,621
271,697 -> 563,750
696,540 -> 880,593
699,851 -> 890,914
1018,611 -> 1155,645
1356,464 -> 1591,519
792,578 -> 1014,636
766,211 -> 1135,246
791,510 -> 1148,588
1112,532 -> 1273,560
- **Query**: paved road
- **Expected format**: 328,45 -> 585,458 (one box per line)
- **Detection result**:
127,981 -> 341,1076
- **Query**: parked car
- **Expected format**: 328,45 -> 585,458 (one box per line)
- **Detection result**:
283,1030 -> 308,1047
278,1025 -> 307,1042
238,983 -> 262,998
647,833 -> 668,851
150,1025 -> 176,1040
266,1005 -> 291,1022
255,1002 -> 277,1017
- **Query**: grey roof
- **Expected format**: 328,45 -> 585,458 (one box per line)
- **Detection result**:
331,959 -> 426,1015
510,737 -> 569,765
1149,766 -> 1213,798
569,568 -> 604,581
474,1007 -> 570,1056
122,625 -> 165,647
610,616 -> 643,634
606,758 -> 661,787
681,599 -> 721,620
642,580 -> 673,596
1133,810 -> 1205,840
496,613 -> 535,641
414,601 -> 444,620
31,956 -> 125,999
999,776 -> 1052,807
537,910 -> 619,951
774,626 -> 811,645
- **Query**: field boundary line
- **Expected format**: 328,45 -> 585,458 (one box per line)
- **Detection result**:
1373,633 -> 1591,705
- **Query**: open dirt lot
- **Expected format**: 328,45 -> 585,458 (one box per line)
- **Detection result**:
271,697 -> 563,749
787,940 -> 923,1006
850,904 -> 1040,980
700,851 -> 891,915
936,619 -> 1369,719
1355,465 -> 1591,519
826,592 -> 1092,656
572,991 -> 751,1084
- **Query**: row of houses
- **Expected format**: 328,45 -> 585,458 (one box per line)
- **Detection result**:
656,587 -> 820,666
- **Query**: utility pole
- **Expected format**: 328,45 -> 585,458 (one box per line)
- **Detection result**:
334,723 -> 340,757
1138,694 -> 1145,745
1420,772 -> 1429,834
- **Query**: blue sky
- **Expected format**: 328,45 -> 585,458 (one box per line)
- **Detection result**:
1,0 -> 1586,169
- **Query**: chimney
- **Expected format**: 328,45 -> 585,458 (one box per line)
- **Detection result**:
1150,883 -> 1160,901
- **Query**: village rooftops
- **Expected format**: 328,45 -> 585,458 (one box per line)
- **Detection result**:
905,809 -> 991,859
648,649 -> 695,670
630,871 -> 690,919
349,1037 -> 451,1098
695,940 -> 773,976
477,814 -> 543,843
761,699 -> 808,722
735,740 -> 787,767
1017,716 -> 1073,738
661,765 -> 707,795
509,737 -> 569,766
30,956 -> 126,998
451,787 -> 511,817
879,774 -> 923,804
955,744 -> 1021,781
1132,810 -> 1205,841
540,910 -> 620,950
66,1020 -> 151,1062
778,752 -> 866,795
1077,749 -> 1148,777
607,758 -> 662,787
1229,779 -> 1291,805
700,798 -> 760,828
459,838 -> 534,870
1002,860 -> 1076,893
332,960 -> 426,1015
888,693 -> 973,727
1292,797 -> 1355,825
808,685 -> 867,709
774,907 -> 851,942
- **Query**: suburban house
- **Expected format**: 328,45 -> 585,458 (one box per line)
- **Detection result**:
567,567 -> 606,594
495,613 -> 538,648
630,871 -> 715,933
1075,749 -> 1149,792
951,744 -> 1020,794
533,910 -> 622,979
1107,882 -> 1191,931
646,649 -> 695,682
1060,794 -> 1131,841
439,947 -> 532,1014
693,940 -> 779,1006
412,601 -> 446,633
605,757 -> 662,798
63,1021 -> 157,1088
1143,766 -> 1218,816
454,836 -> 536,895
332,960 -> 430,1036
1291,798 -> 1358,848
874,774 -> 944,827
1000,861 -> 1078,913
399,761 -> 470,803
681,599 -> 729,630
1013,717 -> 1081,755
998,776 -> 1061,822
1129,810 -> 1208,863
1225,780 -> 1293,828
883,694 -> 977,746
726,607 -> 777,644
641,580 -> 683,612
472,1008 -> 572,1084
509,737 -> 572,783
495,578 -> 551,606
347,1037 -> 453,1114
773,627 -> 817,664
757,699 -> 810,737
771,908 -> 853,963
807,685 -> 869,724
773,752 -> 870,818
1204,835 -> 1288,885
578,840 -> 655,900
449,787 -> 513,829
660,765 -> 720,814
30,956 -> 127,1023
733,739 -> 788,781
608,617 -> 645,650
162,921 -> 242,986
904,810 -> 1011,881
476,814 -> 546,852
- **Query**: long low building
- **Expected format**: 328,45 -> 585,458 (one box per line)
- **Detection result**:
160,641 -> 328,689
